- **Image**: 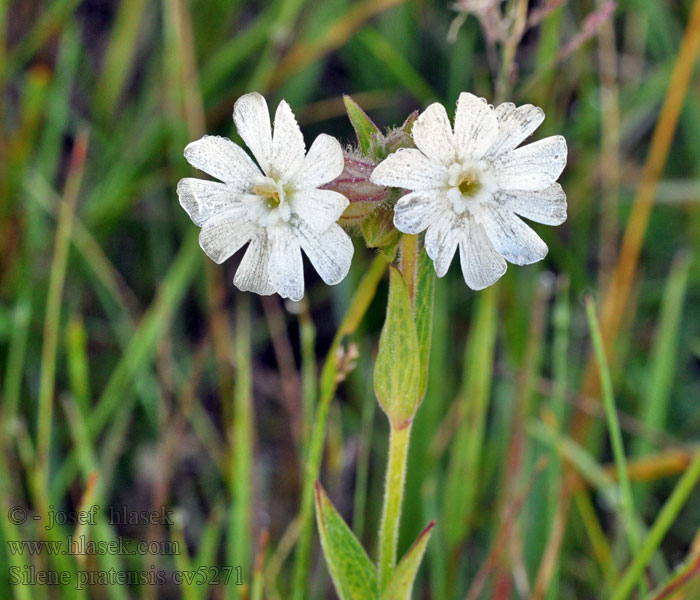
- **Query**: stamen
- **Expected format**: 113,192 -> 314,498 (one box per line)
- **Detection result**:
253,183 -> 281,209
457,172 -> 481,197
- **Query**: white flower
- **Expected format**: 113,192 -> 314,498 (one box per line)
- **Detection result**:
371,92 -> 567,290
177,92 -> 354,302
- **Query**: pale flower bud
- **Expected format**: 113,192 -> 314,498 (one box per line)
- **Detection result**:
323,152 -> 390,226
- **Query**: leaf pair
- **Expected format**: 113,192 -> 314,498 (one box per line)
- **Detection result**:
315,482 -> 434,600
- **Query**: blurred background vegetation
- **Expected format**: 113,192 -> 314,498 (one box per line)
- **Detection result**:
1,0 -> 700,598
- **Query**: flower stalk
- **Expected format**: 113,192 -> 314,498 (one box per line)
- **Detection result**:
375,235 -> 424,591
378,419 -> 413,590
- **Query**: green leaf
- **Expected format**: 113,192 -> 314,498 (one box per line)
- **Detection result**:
344,94 -> 381,156
374,267 -> 421,428
314,481 -> 378,600
414,249 -> 435,402
381,521 -> 435,600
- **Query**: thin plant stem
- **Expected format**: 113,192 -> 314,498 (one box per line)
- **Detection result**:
299,304 -> 317,449
377,234 -> 423,590
585,296 -> 645,595
36,128 -> 88,495
230,295 -> 253,599
378,421 -> 413,590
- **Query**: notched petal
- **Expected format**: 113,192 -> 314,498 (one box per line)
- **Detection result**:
492,135 -> 567,191
271,99 -> 306,181
393,191 -> 444,234
495,184 -> 567,226
370,148 -> 447,191
290,134 -> 344,189
268,228 -> 305,301
177,178 -> 244,226
234,234 -> 275,295
184,135 -> 260,189
424,211 -> 459,277
458,217 -> 507,290
411,102 -> 456,166
292,189 -> 349,232
481,207 -> 549,265
295,220 -> 354,286
198,211 -> 255,264
233,92 -> 273,174
487,103 -> 545,158
453,92 -> 499,161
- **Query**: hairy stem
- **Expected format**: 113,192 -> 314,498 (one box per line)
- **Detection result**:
378,421 -> 413,590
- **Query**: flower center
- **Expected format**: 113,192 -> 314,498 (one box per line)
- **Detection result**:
457,172 -> 481,197
446,162 -> 494,215
253,182 -> 282,210
251,176 -> 291,226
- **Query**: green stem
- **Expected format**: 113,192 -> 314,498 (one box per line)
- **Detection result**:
379,421 -> 413,590
36,129 -> 87,495
585,298 -> 641,550
230,295 -> 253,599
586,296 -> 645,597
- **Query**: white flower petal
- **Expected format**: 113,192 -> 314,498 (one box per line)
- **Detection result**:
494,184 -> 567,225
295,220 -> 353,285
291,189 -> 348,232
481,207 -> 548,265
184,136 -> 261,188
198,211 -> 255,264
453,92 -> 499,161
271,100 -> 306,181
290,134 -> 344,189
424,211 -> 459,277
177,178 -> 246,226
411,102 -> 456,165
458,216 -> 507,290
370,148 -> 447,191
233,92 -> 273,174
492,135 -> 567,191
393,191 -> 444,234
268,227 -> 305,301
234,234 -> 275,295
486,102 -> 545,158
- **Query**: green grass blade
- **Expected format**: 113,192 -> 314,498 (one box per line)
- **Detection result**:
92,0 -> 148,121
229,296 -> 254,599
611,447 -> 700,600
356,27 -> 437,104
585,296 -> 646,595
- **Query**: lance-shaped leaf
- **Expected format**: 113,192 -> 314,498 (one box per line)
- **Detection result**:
414,249 -> 435,401
314,481 -> 378,600
344,94 -> 381,156
374,267 -> 421,428
381,521 -> 435,599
